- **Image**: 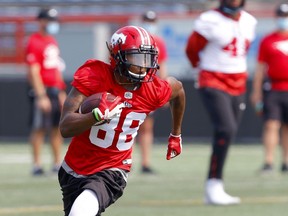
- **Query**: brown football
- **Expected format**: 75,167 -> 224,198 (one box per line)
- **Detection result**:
79,92 -> 117,114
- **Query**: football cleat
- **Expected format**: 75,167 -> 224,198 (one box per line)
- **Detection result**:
204,179 -> 241,205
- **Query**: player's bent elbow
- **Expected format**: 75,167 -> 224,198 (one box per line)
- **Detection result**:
177,80 -> 184,91
59,121 -> 73,138
59,126 -> 70,138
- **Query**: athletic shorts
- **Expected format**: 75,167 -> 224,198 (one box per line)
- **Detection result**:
58,164 -> 127,216
198,87 -> 246,131
263,90 -> 288,123
29,87 -> 62,129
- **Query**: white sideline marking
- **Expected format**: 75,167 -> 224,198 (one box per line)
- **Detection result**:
0,196 -> 288,214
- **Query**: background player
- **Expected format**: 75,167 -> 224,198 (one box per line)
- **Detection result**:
250,2 -> 288,174
26,8 -> 66,176
137,10 -> 168,174
58,25 -> 185,215
185,0 -> 257,205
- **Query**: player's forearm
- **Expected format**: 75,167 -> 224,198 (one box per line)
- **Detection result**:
28,64 -> 47,97
169,87 -> 185,136
252,63 -> 265,93
60,112 -> 96,138
59,89 -> 97,137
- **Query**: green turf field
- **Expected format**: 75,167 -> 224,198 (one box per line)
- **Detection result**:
0,142 -> 287,216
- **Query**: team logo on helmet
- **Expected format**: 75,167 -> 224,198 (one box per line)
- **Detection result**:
111,33 -> 127,47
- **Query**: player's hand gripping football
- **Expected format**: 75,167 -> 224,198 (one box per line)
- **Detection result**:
166,134 -> 182,160
92,92 -> 124,123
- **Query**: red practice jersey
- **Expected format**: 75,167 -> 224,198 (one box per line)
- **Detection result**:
64,59 -> 172,175
26,33 -> 66,90
186,9 -> 257,95
258,32 -> 288,91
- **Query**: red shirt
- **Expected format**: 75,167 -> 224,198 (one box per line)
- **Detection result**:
153,35 -> 168,64
258,32 -> 288,90
64,59 -> 172,175
26,33 -> 66,90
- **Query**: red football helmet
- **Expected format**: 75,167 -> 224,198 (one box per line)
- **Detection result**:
108,25 -> 159,83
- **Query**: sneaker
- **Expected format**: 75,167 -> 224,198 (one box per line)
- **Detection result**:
260,163 -> 273,175
141,166 -> 156,174
32,167 -> 45,176
204,179 -> 241,205
281,163 -> 288,173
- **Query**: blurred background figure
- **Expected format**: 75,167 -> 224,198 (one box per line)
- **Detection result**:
185,0 -> 257,205
25,8 -> 67,176
250,2 -> 288,174
137,10 -> 168,174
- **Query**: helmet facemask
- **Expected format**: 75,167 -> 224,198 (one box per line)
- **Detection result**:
114,43 -> 159,84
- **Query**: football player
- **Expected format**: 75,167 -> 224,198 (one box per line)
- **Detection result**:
185,0 -> 257,205
58,25 -> 185,216
137,10 -> 169,174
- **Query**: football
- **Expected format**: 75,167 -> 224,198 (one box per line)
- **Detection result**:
79,92 -> 117,114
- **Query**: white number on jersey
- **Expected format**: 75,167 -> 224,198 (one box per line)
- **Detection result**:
222,37 -> 249,57
89,112 -> 146,151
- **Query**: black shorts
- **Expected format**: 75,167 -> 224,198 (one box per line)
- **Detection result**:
263,90 -> 288,123
28,87 -> 62,129
58,166 -> 127,216
199,87 -> 246,131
